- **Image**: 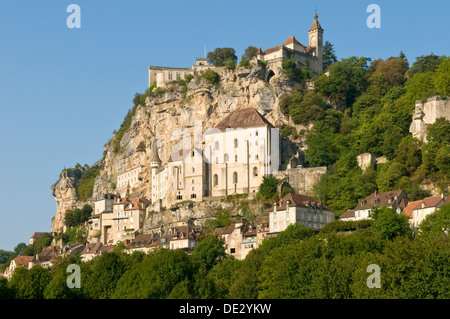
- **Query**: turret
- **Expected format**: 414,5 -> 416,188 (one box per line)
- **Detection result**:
150,138 -> 162,174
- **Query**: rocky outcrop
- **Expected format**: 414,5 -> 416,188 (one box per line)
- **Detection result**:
50,61 -> 305,233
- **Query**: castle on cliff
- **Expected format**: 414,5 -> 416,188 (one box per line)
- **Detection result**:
148,12 -> 324,87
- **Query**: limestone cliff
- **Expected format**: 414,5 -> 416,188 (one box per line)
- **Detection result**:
50,62 -> 305,233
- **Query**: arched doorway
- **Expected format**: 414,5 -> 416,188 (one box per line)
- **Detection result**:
266,70 -> 275,83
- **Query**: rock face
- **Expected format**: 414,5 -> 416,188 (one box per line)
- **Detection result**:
50,62 -> 305,234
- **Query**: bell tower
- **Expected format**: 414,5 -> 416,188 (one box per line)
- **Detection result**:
308,11 -> 324,72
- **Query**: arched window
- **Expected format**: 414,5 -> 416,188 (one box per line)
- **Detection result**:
253,167 -> 258,177
213,174 -> 218,186
234,138 -> 238,148
233,172 -> 238,184
215,141 -> 219,150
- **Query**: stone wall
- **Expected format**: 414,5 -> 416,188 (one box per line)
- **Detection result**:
410,96 -> 450,142
273,166 -> 327,195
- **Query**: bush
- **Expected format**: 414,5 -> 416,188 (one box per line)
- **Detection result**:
203,69 -> 220,84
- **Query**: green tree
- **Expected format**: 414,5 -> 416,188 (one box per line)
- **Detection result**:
256,176 -> 280,202
322,41 -> 337,70
14,243 -> 27,256
407,53 -> 445,77
420,203 -> 450,234
207,48 -> 237,67
191,236 -> 226,271
314,56 -> 369,108
433,58 -> 450,96
240,46 -> 258,68
371,207 -> 411,240
82,252 -> 129,299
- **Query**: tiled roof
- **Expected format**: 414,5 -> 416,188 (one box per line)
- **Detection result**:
403,201 -> 421,219
31,232 -> 47,239
309,12 -> 324,32
283,36 -> 305,47
403,196 -> 444,218
263,45 -> 282,55
277,193 -> 332,211
339,210 -> 355,219
213,224 -> 236,236
355,190 -> 407,211
13,256 -> 33,267
124,198 -> 149,211
215,108 -> 274,130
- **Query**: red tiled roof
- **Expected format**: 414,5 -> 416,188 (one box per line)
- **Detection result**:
403,201 -> 421,219
403,196 -> 444,218
283,36 -> 305,47
13,256 -> 33,267
263,45 -> 282,55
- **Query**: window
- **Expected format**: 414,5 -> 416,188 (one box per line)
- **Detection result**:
230,248 -> 236,254
124,226 -> 127,230
192,179 -> 195,184
233,172 -> 238,184
255,131 -> 258,136
215,141 -> 219,150
168,72 -> 173,80
234,138 -> 238,148
176,72 -> 181,80
235,155 -> 238,162
213,174 -> 218,186
253,167 -> 258,177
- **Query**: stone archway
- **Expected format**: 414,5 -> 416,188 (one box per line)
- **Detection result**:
266,69 -> 275,83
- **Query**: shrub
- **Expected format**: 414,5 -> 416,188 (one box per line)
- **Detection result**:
203,69 -> 220,84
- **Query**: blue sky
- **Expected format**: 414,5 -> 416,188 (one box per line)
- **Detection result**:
0,0 -> 449,251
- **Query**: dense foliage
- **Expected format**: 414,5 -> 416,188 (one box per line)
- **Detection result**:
2,207 -> 448,299
301,53 -> 450,216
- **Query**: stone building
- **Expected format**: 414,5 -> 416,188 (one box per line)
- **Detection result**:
339,189 -> 409,221
403,195 -> 445,229
357,153 -> 376,171
256,12 -> 324,81
148,58 -> 211,87
270,193 -> 334,233
205,108 -> 280,197
410,96 -> 450,142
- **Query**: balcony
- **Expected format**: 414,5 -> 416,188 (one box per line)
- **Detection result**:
243,238 -> 256,243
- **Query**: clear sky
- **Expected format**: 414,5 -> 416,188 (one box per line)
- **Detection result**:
0,0 -> 449,251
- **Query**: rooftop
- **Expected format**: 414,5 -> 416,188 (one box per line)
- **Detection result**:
215,108 -> 274,130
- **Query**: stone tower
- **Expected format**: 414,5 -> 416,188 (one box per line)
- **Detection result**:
308,11 -> 324,72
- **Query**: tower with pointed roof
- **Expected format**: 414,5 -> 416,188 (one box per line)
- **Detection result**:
308,11 -> 324,72
150,137 -> 162,173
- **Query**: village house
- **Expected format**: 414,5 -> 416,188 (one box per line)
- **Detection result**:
339,190 -> 409,221
80,242 -> 115,262
28,246 -> 59,269
403,195 -> 446,229
255,215 -> 270,246
29,232 -> 48,245
214,221 -> 247,260
5,256 -> 33,280
270,193 -> 334,234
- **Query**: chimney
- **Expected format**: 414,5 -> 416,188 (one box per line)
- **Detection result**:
286,200 -> 290,211
274,203 -> 277,213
